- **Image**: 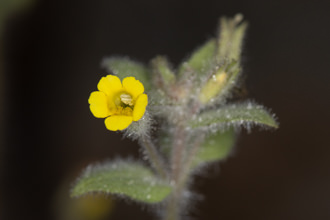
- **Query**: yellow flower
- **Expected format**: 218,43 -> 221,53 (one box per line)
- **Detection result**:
88,75 -> 148,131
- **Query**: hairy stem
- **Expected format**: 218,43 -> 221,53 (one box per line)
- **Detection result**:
141,135 -> 168,179
164,192 -> 181,220
163,122 -> 188,220
180,133 -> 205,186
164,133 -> 205,220
171,124 -> 186,182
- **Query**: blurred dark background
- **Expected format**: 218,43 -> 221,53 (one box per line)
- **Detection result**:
1,0 -> 330,219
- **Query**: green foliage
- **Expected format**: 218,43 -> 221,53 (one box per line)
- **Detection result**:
178,39 -> 216,77
190,102 -> 278,129
71,160 -> 172,204
151,56 -> 175,86
217,14 -> 248,63
101,57 -> 151,91
192,129 -> 236,169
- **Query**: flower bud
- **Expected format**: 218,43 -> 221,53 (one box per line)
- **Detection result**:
199,68 -> 227,104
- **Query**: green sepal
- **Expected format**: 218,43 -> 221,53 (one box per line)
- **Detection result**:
123,111 -> 152,141
71,160 -> 172,204
192,129 -> 236,169
178,38 -> 216,77
101,57 -> 151,91
190,102 -> 278,130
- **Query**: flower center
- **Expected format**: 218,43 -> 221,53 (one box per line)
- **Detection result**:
120,93 -> 133,106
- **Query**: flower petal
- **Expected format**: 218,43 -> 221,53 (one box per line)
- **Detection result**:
97,75 -> 122,96
105,115 -> 133,131
133,94 -> 148,121
88,91 -> 110,118
122,77 -> 144,99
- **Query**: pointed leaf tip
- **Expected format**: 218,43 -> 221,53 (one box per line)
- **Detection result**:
190,102 -> 278,130
178,38 -> 216,77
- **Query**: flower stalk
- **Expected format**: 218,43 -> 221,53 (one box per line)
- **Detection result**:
140,135 -> 168,180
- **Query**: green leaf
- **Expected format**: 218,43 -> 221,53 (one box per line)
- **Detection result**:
101,57 -> 151,91
71,160 -> 172,204
151,56 -> 175,86
178,38 -> 216,77
190,102 -> 278,129
192,129 -> 236,169
217,14 -> 248,63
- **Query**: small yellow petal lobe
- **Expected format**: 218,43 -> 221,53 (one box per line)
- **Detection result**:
133,94 -> 148,121
122,77 -> 144,99
88,91 -> 110,118
105,115 -> 133,131
97,75 -> 122,96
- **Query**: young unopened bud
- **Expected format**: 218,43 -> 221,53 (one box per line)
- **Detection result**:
198,60 -> 240,104
199,68 -> 228,104
217,14 -> 248,63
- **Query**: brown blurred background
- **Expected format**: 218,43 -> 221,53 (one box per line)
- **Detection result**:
1,0 -> 330,219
